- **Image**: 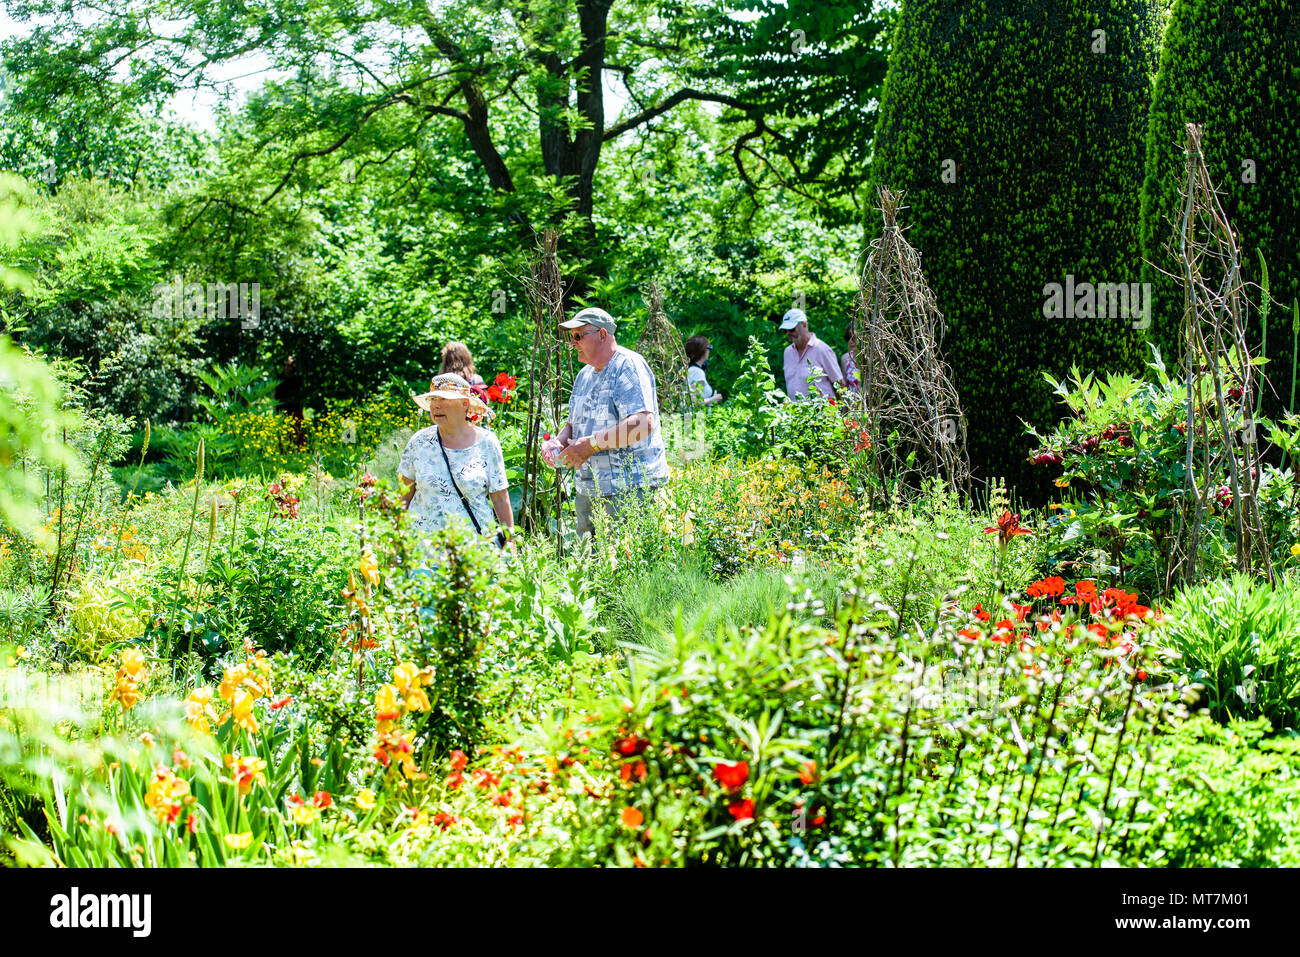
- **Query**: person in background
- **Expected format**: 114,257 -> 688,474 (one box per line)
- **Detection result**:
440,341 -> 489,402
779,308 -> 845,401
540,306 -> 669,537
841,326 -> 862,395
685,335 -> 724,407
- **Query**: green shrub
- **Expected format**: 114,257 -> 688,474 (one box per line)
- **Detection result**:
869,0 -> 1158,491
1163,573 -> 1300,731
1140,0 -> 1300,418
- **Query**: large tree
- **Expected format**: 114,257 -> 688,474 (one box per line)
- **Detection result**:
1,0 -> 890,285
869,0 -> 1163,494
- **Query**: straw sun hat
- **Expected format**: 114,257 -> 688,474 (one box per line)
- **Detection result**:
411,373 -> 493,422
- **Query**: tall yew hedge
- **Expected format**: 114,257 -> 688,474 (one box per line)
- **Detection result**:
1140,0 -> 1300,414
869,1 -> 1163,493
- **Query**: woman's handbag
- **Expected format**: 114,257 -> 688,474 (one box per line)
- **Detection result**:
436,429 -> 508,549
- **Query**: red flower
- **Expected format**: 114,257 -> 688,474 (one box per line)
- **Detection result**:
984,510 -> 1033,547
1025,576 -> 1065,599
728,798 -> 755,821
433,811 -> 458,830
270,696 -> 292,710
971,603 -> 991,622
712,761 -> 749,793
445,770 -> 464,791
487,384 -> 503,402
1010,602 -> 1032,622
958,627 -> 982,642
449,750 -> 469,771
186,813 -> 199,835
312,790 -> 332,809
494,373 -> 517,390
613,735 -> 649,757
992,620 -> 1017,644
620,761 -> 647,783
798,761 -> 817,786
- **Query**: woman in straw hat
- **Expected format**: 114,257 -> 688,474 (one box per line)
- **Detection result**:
399,373 -> 513,540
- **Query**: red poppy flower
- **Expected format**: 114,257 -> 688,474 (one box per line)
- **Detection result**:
312,791 -> 332,809
958,627 -> 982,642
1010,602 -> 1032,622
971,603 -> 991,622
727,798 -> 755,821
1025,576 -> 1065,599
449,750 -> 469,771
712,761 -> 749,793
270,696 -> 292,710
445,770 -> 464,791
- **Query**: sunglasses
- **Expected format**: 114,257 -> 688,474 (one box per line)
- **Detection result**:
567,329 -> 600,345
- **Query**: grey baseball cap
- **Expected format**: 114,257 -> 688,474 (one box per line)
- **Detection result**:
779,308 -> 808,330
559,306 -> 616,334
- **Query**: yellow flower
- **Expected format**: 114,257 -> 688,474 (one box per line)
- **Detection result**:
118,647 -> 148,681
143,765 -> 190,826
375,683 -> 403,726
1291,544 -> 1300,557
291,804 -> 319,827
15,647 -> 29,661
218,663 -> 249,703
224,754 -> 268,796
359,548 -> 380,587
1054,477 -> 1070,488
220,687 -> 260,735
110,677 -> 143,711
184,687 -> 219,733
392,663 -> 433,713
224,832 -> 254,850
355,789 -> 377,811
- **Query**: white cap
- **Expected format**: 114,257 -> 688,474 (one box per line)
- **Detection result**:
779,308 -> 808,331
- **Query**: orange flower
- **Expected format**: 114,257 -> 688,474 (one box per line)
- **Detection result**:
621,806 -> 644,828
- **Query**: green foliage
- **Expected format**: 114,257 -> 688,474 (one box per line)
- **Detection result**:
524,571 -> 1200,867
1027,348 -> 1282,597
870,0 -> 1157,492
1140,0 -> 1300,420
1134,717 -> 1300,866
1163,574 -> 1300,731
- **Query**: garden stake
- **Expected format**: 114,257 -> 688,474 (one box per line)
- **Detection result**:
110,419 -> 149,575
60,422 -> 113,593
173,439 -> 204,662
1011,673 -> 1063,867
1092,675 -> 1139,864
47,425 -> 67,613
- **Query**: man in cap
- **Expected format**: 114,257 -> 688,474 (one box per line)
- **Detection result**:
779,307 -> 845,401
541,306 -> 670,537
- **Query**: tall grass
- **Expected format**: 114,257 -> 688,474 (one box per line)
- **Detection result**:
609,559 -> 841,652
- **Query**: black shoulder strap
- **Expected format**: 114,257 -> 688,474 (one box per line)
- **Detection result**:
435,428 -> 483,535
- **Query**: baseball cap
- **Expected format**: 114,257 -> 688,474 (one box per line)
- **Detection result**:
559,306 -> 616,334
779,308 -> 808,331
